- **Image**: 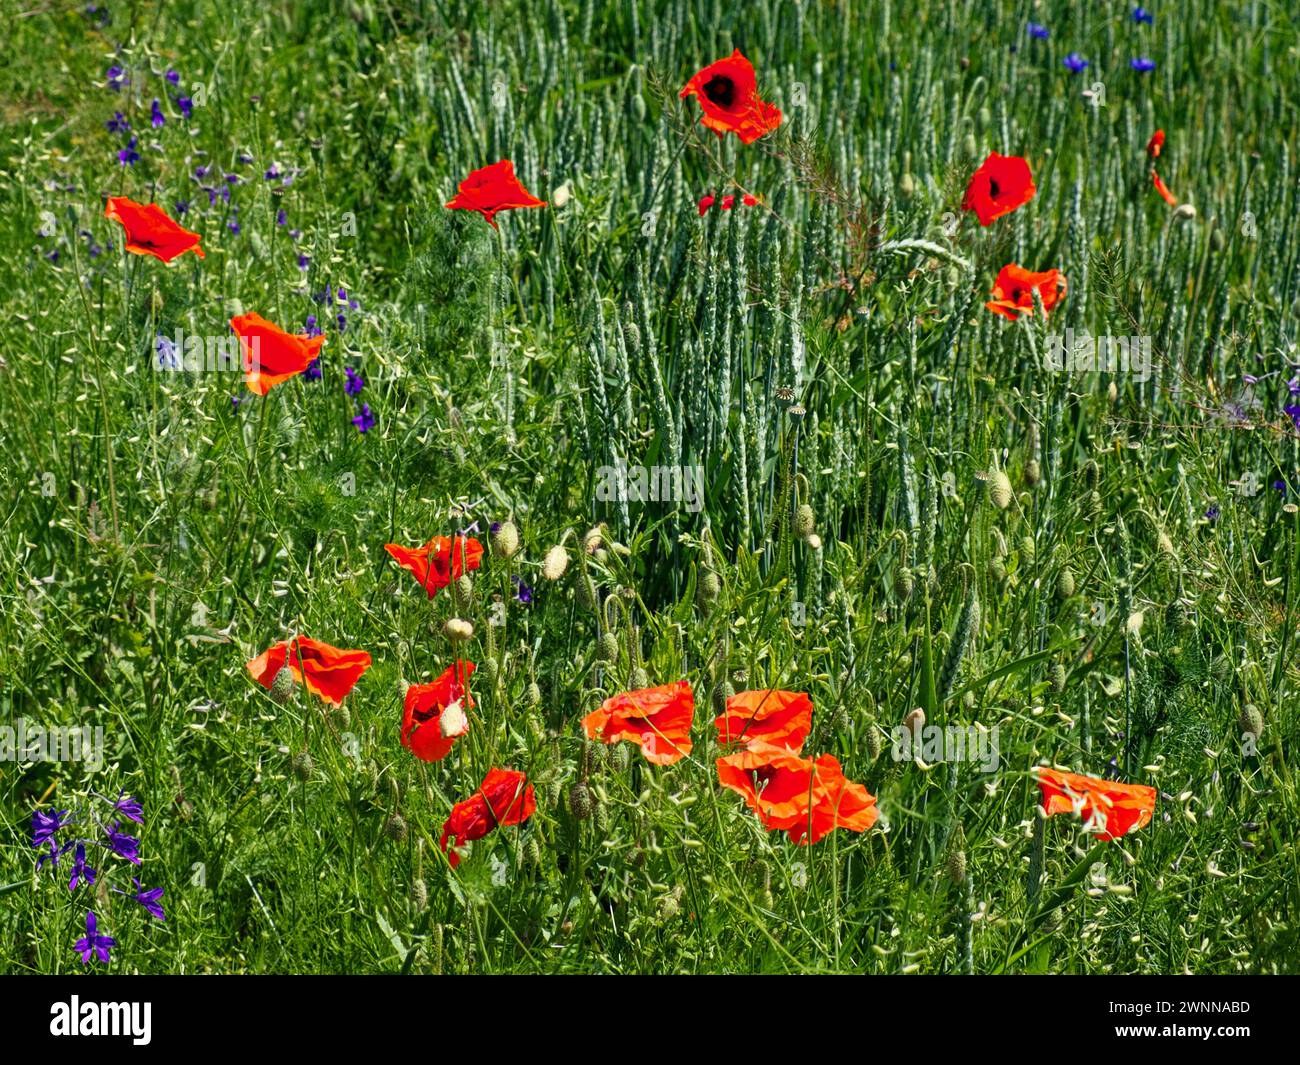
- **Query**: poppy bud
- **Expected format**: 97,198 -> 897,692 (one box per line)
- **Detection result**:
568,781 -> 594,821
946,825 -> 968,884
330,705 -> 351,730
411,878 -> 428,912
697,568 -> 721,607
526,681 -> 542,706
596,632 -> 619,662
1158,531 -> 1175,556
479,657 -> 499,686
542,544 -> 569,580
384,812 -> 409,842
1024,459 -> 1041,487
491,520 -> 520,558
270,663 -> 296,704
630,666 -> 649,689
151,286 -> 164,316
987,557 -> 1006,583
1239,704 -> 1264,740
577,573 -> 599,611
865,720 -> 883,760
552,182 -> 572,209
1050,662 -> 1067,693
713,680 -> 735,716
1173,203 -> 1197,221
793,503 -> 816,539
991,527 -> 1008,558
444,617 -> 474,642
962,131 -> 977,157
805,533 -> 823,551
962,690 -> 976,711
989,470 -> 1013,509
1020,536 -> 1035,561
894,565 -> 914,601
899,172 -> 916,201
290,749 -> 314,781
583,525 -> 604,554
1056,567 -> 1076,600
904,708 -> 925,742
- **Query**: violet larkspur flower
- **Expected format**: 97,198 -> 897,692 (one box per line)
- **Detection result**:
112,791 -> 144,824
512,575 -> 534,605
194,164 -> 210,179
32,808 -> 71,848
1027,22 -> 1049,40
277,208 -> 288,226
156,334 -> 180,370
264,163 -> 281,180
1133,6 -> 1154,24
106,65 -> 129,92
1288,376 -> 1300,396
1205,504 -> 1220,521
69,843 -> 97,891
74,911 -> 116,965
106,111 -> 130,134
103,821 -> 141,864
1286,403 -> 1300,430
298,252 -> 311,270
352,404 -> 376,433
178,96 -> 194,119
302,357 -> 323,381
304,314 -> 322,338
151,98 -> 165,128
336,313 -> 348,332
1274,480 -> 1288,495
37,840 -> 69,871
175,199 -> 189,215
1063,53 -> 1089,73
1131,57 -> 1156,73
118,136 -> 140,166
125,878 -> 165,921
344,366 -> 364,396
227,209 -> 241,235
166,69 -> 181,86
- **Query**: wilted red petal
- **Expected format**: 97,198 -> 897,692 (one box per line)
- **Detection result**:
1152,169 -> 1178,206
439,767 -> 536,867
230,312 -> 325,395
384,535 -> 483,598
1034,767 -> 1157,841
1146,129 -> 1165,159
402,661 -> 475,762
582,681 -> 694,765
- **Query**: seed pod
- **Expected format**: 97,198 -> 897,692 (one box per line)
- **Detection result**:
1050,662 -> 1067,693
384,812 -> 409,843
444,617 -> 474,642
946,824 -> 968,884
894,566 -> 915,601
1024,459 -> 1041,487
629,666 -> 649,689
491,520 -> 520,559
713,680 -> 735,716
542,544 -> 569,581
526,681 -> 542,706
1055,567 -> 1076,600
793,503 -> 815,540
1239,704 -> 1264,740
290,749 -> 314,781
989,470 -> 1013,510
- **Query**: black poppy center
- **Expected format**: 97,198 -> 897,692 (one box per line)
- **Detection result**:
988,179 -> 1002,199
702,75 -> 736,109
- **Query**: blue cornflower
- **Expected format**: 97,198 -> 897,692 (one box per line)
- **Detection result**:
1063,52 -> 1089,73
106,111 -> 130,134
32,808 -> 71,848
117,136 -> 140,166
1028,22 -> 1049,40
1133,7 -> 1154,24
1130,57 -> 1156,73
73,911 -> 116,965
69,843 -> 97,891
352,404 -> 376,433
103,821 -> 141,864
150,98 -> 165,128
106,65 -> 129,92
344,366 -> 364,396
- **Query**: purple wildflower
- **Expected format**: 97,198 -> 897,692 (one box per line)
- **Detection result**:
1133,7 -> 1153,24
106,111 -> 130,134
166,69 -> 181,86
512,575 -> 534,605
298,252 -> 311,270
150,98 -> 165,128
175,199 -> 189,215
73,911 -> 116,965
304,314 -> 321,338
103,822 -> 141,864
264,163 -> 281,180
352,404 -> 376,433
32,808 -> 71,848
1130,57 -> 1156,73
106,65 -> 129,92
112,791 -> 144,824
302,357 -> 323,381
1063,53 -> 1089,73
1027,22 -> 1049,40
344,366 -> 364,396
69,843 -> 97,891
156,334 -> 179,369
178,96 -> 193,119
1205,504 -> 1220,522
277,208 -> 287,226
125,878 -> 166,921
117,136 -> 140,166
1286,403 -> 1300,430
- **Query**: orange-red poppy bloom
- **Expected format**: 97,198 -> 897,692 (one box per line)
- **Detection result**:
680,50 -> 783,145
1152,170 -> 1178,206
246,636 -> 371,707
714,689 -> 813,751
1146,129 -> 1165,159
444,160 -> 545,227
697,192 -> 759,216
984,263 -> 1067,320
582,681 -> 694,765
229,312 -> 326,395
1034,767 -> 1157,841
961,153 -> 1036,226
439,767 -> 536,867
716,741 -> 878,844
384,535 -> 484,598
402,660 -> 475,762
104,196 -> 205,263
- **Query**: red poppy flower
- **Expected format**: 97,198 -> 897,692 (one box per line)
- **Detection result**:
444,160 -> 545,228
716,741 -> 878,844
1151,170 -> 1178,206
582,681 -> 694,765
680,50 -> 783,145
104,196 -> 205,263
384,535 -> 484,599
984,263 -> 1067,320
1034,767 -> 1157,841
697,192 -> 759,216
229,312 -> 326,395
714,689 -> 813,751
961,153 -> 1036,226
1146,129 -> 1165,160
439,767 -> 536,867
402,661 -> 475,762
246,636 -> 371,707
